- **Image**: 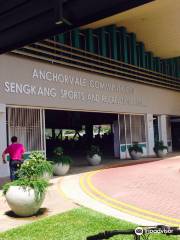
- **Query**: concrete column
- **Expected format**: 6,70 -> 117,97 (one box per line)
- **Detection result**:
113,120 -> 120,158
166,116 -> 172,152
158,115 -> 168,146
0,104 -> 9,177
146,114 -> 155,156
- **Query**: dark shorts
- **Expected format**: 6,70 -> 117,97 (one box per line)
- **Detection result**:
10,159 -> 23,166
9,159 -> 24,181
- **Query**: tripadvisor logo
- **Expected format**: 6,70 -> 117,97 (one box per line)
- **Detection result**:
135,227 -> 144,236
135,226 -> 173,236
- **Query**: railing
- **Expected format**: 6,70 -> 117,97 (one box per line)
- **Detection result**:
12,39 -> 180,91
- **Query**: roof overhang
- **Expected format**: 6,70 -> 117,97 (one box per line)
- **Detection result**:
0,0 -> 154,54
82,0 -> 180,58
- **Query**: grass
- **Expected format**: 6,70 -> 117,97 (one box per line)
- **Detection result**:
0,207 -> 179,240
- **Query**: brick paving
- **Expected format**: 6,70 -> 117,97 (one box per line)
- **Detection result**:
89,156 -> 180,224
0,154 -> 180,232
0,177 -> 10,189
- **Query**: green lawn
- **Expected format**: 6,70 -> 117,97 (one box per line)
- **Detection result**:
0,208 -> 179,240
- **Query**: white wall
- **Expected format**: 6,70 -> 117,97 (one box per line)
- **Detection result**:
158,115 -> 168,146
0,104 -> 9,178
1,54 -> 180,116
146,114 -> 155,156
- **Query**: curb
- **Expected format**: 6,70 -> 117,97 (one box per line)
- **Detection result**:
80,169 -> 180,227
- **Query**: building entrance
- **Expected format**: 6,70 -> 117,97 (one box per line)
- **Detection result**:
45,110 -> 118,161
6,106 -> 148,163
45,110 -> 147,161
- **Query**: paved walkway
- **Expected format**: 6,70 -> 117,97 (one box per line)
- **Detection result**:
0,154 -> 180,232
90,157 -> 180,222
0,177 -> 78,232
61,155 -> 180,227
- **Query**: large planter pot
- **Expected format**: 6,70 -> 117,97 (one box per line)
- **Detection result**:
156,149 -> 168,158
5,186 -> 45,217
87,154 -> 102,166
53,163 -> 70,176
130,150 -> 142,160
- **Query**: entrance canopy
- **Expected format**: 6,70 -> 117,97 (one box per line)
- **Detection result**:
45,110 -> 117,129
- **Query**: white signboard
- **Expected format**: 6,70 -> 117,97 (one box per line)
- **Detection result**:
0,54 -> 180,115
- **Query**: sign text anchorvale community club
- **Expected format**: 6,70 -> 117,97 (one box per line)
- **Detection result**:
32,68 -> 134,95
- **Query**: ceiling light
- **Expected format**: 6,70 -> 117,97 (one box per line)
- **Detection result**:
55,20 -> 63,25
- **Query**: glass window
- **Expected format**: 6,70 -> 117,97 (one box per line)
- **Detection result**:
145,54 -> 149,69
79,33 -> 86,51
93,34 -> 100,55
105,32 -> 111,58
116,31 -> 121,60
160,61 -> 163,73
126,35 -> 131,64
136,44 -> 140,67
154,59 -> 158,71
64,31 -> 72,46
162,61 -> 167,75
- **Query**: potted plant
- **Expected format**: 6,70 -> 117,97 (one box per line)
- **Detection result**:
128,142 -> 143,160
18,151 -> 53,180
3,178 -> 49,217
52,147 -> 72,176
87,145 -> 102,166
153,140 -> 168,158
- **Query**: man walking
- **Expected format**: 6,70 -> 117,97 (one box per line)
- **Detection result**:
2,136 -> 25,181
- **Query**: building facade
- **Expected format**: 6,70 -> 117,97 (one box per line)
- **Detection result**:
0,1 -> 180,178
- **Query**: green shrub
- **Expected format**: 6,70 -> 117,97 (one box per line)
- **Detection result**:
3,178 -> 49,201
87,145 -> 102,158
51,147 -> 72,165
53,155 -> 72,165
128,142 -> 143,154
17,151 -> 53,179
28,151 -> 46,161
153,140 -> 168,154
53,147 -> 63,156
